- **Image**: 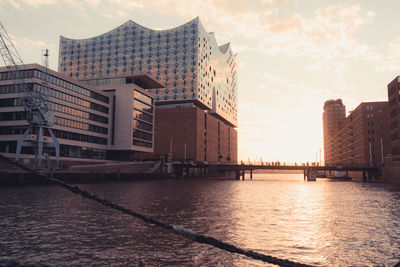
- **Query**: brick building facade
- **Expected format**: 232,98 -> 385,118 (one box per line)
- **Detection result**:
323,100 -> 390,167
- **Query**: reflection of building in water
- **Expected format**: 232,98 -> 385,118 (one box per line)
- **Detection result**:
323,99 -> 390,167
58,17 -> 237,162
0,64 -> 156,163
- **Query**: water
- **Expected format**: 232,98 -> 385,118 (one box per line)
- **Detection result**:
1,174 -> 399,266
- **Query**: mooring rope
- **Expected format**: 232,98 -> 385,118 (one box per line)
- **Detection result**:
0,153 -> 312,267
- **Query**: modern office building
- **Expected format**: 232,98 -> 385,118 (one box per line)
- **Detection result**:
322,99 -> 346,165
323,100 -> 390,167
58,17 -> 238,163
0,64 -> 156,162
81,75 -> 161,160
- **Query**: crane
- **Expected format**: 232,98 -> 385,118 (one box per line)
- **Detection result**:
0,22 -> 59,169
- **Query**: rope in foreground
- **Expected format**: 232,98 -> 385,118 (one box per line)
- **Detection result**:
0,153 -> 312,267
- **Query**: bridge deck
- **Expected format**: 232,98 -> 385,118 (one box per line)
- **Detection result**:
173,163 -> 380,173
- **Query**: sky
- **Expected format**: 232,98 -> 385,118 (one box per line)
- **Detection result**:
1,0 -> 400,163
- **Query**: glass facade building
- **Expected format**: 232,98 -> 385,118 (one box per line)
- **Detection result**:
0,64 -> 156,161
58,17 -> 237,127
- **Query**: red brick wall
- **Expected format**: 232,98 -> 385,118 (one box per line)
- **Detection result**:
152,107 -> 198,161
141,106 -> 238,163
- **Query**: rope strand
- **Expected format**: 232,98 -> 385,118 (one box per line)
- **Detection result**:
0,153 -> 313,267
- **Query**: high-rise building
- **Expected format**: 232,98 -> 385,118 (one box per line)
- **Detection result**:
58,17 -> 238,163
323,100 -> 390,167
322,99 -> 346,165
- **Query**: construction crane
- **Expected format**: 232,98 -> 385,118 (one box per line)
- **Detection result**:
0,22 -> 59,169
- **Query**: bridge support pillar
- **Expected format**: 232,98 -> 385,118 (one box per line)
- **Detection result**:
304,169 -> 317,181
250,169 -> 253,180
235,170 -> 240,180
241,168 -> 245,180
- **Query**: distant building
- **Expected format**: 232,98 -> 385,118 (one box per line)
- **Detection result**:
0,64 -> 157,163
323,100 -> 390,167
322,99 -> 346,165
58,17 -> 238,163
384,77 -> 400,182
387,77 -> 400,156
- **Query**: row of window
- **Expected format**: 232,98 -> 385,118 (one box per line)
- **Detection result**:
0,83 -> 109,114
133,129 -> 152,142
66,59 -> 198,71
134,100 -> 153,114
133,139 -> 152,148
133,119 -> 152,132
0,141 -> 107,159
0,69 -> 109,104
55,116 -> 108,135
156,94 -> 195,101
62,38 -> 198,54
0,126 -> 107,145
133,90 -> 152,106
0,110 -> 108,135
34,84 -> 109,114
133,109 -> 152,123
0,111 -> 25,121
50,102 -> 108,124
62,48 -> 197,61
65,65 -> 198,78
0,98 -> 23,107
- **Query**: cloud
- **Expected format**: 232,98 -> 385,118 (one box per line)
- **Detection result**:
258,4 -> 376,60
10,34 -> 47,48
5,0 -> 21,9
20,0 -> 57,6
125,1 -> 376,63
304,61 -> 347,78
374,36 -> 400,72
5,0 -> 375,62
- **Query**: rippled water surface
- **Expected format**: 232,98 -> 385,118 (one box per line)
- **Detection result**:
1,174 -> 400,266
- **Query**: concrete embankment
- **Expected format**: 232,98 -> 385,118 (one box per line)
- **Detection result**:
0,171 -> 169,186
0,160 -> 168,186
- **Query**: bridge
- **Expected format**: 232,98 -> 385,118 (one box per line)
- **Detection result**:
172,163 -> 381,181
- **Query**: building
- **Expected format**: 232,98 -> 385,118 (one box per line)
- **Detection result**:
0,64 -> 156,163
322,99 -> 346,165
58,17 -> 238,163
385,77 -> 400,182
387,77 -> 400,156
323,100 -> 390,167
81,75 -> 162,160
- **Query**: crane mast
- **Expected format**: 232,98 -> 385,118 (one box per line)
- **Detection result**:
0,22 -> 59,169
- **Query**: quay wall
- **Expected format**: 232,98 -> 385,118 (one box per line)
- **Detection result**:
0,172 -> 168,186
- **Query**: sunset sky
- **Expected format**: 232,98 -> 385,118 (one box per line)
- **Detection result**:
1,0 -> 399,163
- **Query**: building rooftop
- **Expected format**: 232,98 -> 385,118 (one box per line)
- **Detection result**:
324,99 -> 344,109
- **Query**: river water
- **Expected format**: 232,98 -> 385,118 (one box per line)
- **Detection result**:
0,174 -> 399,266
